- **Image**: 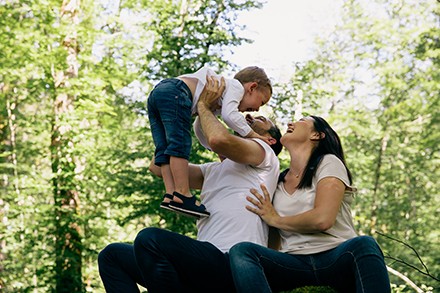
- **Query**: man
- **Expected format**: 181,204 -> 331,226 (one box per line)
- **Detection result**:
98,77 -> 283,292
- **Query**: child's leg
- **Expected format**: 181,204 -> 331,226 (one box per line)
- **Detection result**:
169,156 -> 191,201
147,82 -> 172,201
160,164 -> 174,201
148,79 -> 205,216
167,156 -> 210,218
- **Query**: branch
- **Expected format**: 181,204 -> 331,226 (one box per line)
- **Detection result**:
386,266 -> 424,293
376,231 -> 439,282
385,254 -> 437,280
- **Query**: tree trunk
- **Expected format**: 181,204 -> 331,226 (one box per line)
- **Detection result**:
371,132 -> 388,233
51,0 -> 83,291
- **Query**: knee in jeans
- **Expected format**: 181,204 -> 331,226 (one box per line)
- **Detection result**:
230,242 -> 257,259
350,236 -> 383,256
134,227 -> 164,249
98,243 -> 119,265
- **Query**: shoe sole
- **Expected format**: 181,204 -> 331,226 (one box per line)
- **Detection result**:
168,204 -> 210,219
160,203 -> 176,212
161,203 -> 203,219
168,207 -> 201,219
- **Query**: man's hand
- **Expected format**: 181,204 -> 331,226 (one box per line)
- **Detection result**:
198,76 -> 225,112
196,75 -> 266,166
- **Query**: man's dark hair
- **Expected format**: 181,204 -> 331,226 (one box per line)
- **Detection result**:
267,125 -> 283,156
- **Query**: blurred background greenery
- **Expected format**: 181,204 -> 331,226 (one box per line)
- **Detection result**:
0,0 -> 438,292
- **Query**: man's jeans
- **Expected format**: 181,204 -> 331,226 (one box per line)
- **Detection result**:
229,236 -> 391,293
98,227 -> 235,293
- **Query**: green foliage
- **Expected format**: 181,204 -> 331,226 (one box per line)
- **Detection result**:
274,0 -> 439,291
1,0 -> 265,291
143,0 -> 262,79
282,287 -> 337,293
1,0 -> 438,292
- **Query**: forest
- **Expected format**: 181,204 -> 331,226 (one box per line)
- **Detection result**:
0,0 -> 438,292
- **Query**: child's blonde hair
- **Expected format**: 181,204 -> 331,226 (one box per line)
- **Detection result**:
234,66 -> 272,95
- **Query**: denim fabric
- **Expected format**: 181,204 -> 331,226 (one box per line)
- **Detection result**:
98,227 -> 235,293
98,243 -> 146,293
147,78 -> 193,165
229,236 -> 391,293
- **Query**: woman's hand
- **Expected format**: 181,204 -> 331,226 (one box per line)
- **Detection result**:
198,76 -> 225,112
246,184 -> 280,227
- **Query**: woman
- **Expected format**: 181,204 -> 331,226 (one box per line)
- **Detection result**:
229,116 -> 391,293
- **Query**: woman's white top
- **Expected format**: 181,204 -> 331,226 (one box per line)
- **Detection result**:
273,154 -> 358,255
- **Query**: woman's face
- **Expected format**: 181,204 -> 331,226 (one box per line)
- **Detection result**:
280,117 -> 316,146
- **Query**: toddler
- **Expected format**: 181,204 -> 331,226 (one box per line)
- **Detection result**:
147,66 -> 272,218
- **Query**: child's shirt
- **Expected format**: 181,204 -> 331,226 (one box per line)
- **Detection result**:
179,67 -> 252,150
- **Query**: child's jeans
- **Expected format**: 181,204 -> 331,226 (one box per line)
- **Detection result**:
147,78 -> 193,165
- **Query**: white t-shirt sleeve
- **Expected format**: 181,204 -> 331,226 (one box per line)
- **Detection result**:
250,138 -> 280,199
198,162 -> 220,186
221,79 -> 252,137
315,155 -> 351,187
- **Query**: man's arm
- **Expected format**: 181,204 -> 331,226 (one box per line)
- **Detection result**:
197,77 -> 266,166
149,159 -> 204,189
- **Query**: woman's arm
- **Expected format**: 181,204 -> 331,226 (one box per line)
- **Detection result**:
149,158 -> 204,190
247,178 -> 345,233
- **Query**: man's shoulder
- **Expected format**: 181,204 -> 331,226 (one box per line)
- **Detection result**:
197,161 -> 221,173
249,138 -> 279,166
250,138 -> 274,152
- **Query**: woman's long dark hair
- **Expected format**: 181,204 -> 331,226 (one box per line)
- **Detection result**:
279,116 -> 352,188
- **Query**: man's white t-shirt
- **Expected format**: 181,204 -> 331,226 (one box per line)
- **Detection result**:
179,67 -> 252,150
274,154 -> 358,255
196,139 -> 280,253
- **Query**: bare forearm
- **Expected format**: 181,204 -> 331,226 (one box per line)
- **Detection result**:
249,182 -> 342,234
196,76 -> 263,164
197,101 -> 230,149
272,209 -> 335,233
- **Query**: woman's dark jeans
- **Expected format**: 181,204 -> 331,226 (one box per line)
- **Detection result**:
98,227 -> 235,293
229,236 -> 391,293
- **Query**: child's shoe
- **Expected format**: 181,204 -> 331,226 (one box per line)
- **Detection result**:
160,193 -> 175,211
168,191 -> 210,219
